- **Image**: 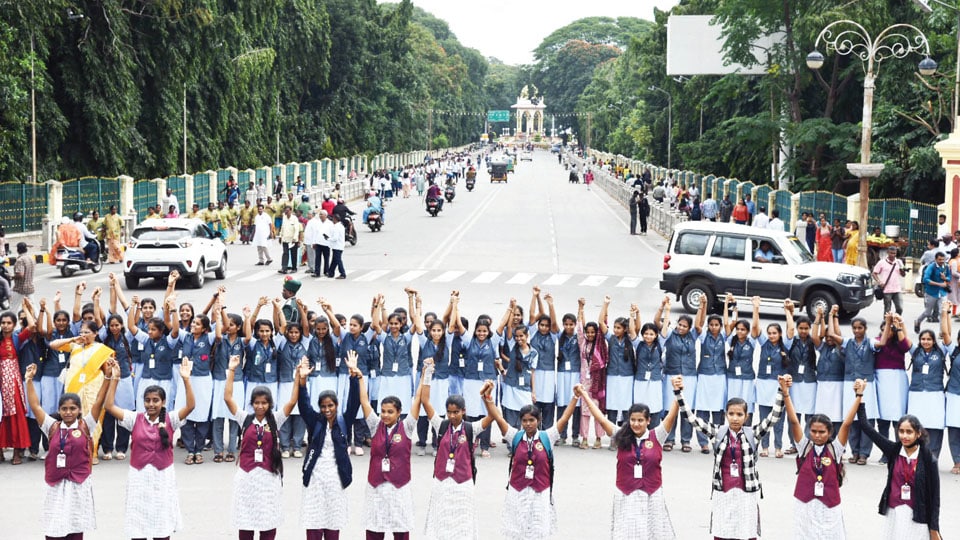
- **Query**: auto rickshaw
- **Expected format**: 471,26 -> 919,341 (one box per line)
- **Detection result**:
506,156 -> 515,173
489,161 -> 508,183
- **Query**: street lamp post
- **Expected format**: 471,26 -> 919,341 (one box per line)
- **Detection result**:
806,21 -> 936,267
648,85 -> 672,169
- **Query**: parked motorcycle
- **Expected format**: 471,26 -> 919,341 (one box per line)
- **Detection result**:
426,198 -> 441,217
56,246 -> 102,277
444,185 -> 455,203
367,211 -> 383,232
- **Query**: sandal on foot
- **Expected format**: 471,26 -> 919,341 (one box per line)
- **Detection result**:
775,450 -> 784,459
114,452 -> 126,461
194,454 -> 204,464
480,450 -> 491,458
579,440 -> 589,450
184,454 -> 195,465
663,443 -> 674,452
224,453 -> 236,462
213,453 -> 224,463
681,445 -> 692,453
592,439 -> 603,450
784,447 -> 798,455
700,446 -> 711,454
856,457 -> 867,465
759,449 -> 769,458
951,464 -> 960,474
848,455 -> 859,464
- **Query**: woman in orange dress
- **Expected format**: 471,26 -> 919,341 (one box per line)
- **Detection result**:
815,215 -> 833,262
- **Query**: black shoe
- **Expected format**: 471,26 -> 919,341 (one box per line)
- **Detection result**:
277,269 -> 286,274
915,321 -> 921,333
255,262 -> 264,266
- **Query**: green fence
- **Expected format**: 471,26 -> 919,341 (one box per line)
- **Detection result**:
0,181 -> 46,233
194,172 -> 211,208
133,179 -> 155,218
773,190 -> 793,231
866,198 -> 937,258
62,177 -> 121,217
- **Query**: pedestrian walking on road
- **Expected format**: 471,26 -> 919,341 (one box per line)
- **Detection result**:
252,205 -> 274,266
278,207 -> 303,274
11,242 -> 35,313
872,246 -> 906,315
629,191 -> 641,235
327,214 -> 346,279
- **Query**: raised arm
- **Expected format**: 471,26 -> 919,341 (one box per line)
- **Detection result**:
163,270 -> 180,306
89,358 -> 115,420
420,369 -> 436,420
224,354 -> 242,416
103,371 -> 124,420
783,299 -> 796,340
554,391 -> 579,435
165,297 -> 179,339
672,375 -> 717,438
408,365 -> 426,419
200,286 -> 221,317
127,299 -> 140,335
23,364 -> 45,424
722,293 -> 738,334
371,294 -> 384,334
545,293 -> 560,333
694,294 -> 707,334
598,295 -> 611,335
346,350 -> 373,419
272,297 -> 287,336
754,375 -> 790,436
37,297 -> 49,339
91,287 -> 104,328
497,298 -> 517,336
826,305 -> 843,344
528,286 -> 542,325
941,301 -> 953,346
282,360 -> 310,416
784,376 -> 802,443
449,294 -> 465,335
72,282 -> 86,323
175,360 -> 195,421
836,380 -> 862,447
483,382 -> 509,435
657,297 -> 672,338
318,298 -> 341,338
627,304 -> 639,341
576,385 -> 616,436
749,296 -> 761,339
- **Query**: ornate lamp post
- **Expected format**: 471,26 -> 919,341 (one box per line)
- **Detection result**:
806,21 -> 936,267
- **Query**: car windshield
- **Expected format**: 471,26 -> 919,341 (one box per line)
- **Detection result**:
133,228 -> 190,242
786,236 -> 814,262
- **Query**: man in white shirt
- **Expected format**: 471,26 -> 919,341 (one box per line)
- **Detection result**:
752,206 -> 770,229
937,214 -> 950,238
160,188 -> 179,216
278,207 -> 303,274
327,214 -> 346,279
71,212 -> 99,263
687,184 -> 699,202
767,209 -> 785,232
303,210 -> 322,276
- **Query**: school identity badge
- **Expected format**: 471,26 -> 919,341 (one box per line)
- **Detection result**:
821,457 -> 832,466
72,430 -> 82,438
644,440 -> 654,449
458,434 -> 467,444
535,442 -> 544,451
392,433 -> 402,443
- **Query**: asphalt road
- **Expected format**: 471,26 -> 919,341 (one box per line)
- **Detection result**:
2,149 -> 958,538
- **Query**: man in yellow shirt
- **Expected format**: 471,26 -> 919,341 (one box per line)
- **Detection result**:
102,205 -> 124,263
277,206 -> 303,274
238,200 -> 256,244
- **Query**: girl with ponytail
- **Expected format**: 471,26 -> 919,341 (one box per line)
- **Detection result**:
104,357 -> 195,539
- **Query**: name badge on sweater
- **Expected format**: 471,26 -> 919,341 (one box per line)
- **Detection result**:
524,464 -> 535,479
730,463 -> 740,477
446,458 -> 456,473
265,363 -> 271,374
254,449 -> 264,463
798,365 -> 805,375
382,458 -> 391,472
922,364 -> 929,375
564,361 -> 571,371
901,484 -> 911,500
735,366 -> 742,377
56,453 -> 66,468
477,362 -> 483,372
58,353 -> 65,364
459,358 -> 465,368
392,362 -> 398,372
519,376 -> 525,386
149,356 -> 156,370
634,464 -> 643,479
814,481 -> 824,497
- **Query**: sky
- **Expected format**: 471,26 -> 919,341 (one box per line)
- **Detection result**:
380,0 -> 680,65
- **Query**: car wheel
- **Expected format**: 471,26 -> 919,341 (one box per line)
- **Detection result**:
214,255 -> 227,280
681,280 -> 715,314
190,261 -> 205,288
60,266 -> 75,278
805,290 -> 837,319
124,275 -> 139,290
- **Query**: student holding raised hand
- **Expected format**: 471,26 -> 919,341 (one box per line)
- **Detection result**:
695,294 -> 726,454
905,300 -> 952,459
725,296 -> 760,415
656,295 -> 699,452
673,373 -> 791,540
24,359 -> 112,540
578,383 -> 678,539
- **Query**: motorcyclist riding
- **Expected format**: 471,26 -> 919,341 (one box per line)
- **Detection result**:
363,191 -> 384,224
426,181 -> 444,212
69,212 -> 100,263
332,198 -> 356,237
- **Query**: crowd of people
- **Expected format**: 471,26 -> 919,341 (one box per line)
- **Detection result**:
0,274 -> 950,539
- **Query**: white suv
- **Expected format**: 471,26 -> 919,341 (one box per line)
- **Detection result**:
659,221 -> 875,318
123,218 -> 227,289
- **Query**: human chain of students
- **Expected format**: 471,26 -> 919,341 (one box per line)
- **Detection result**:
0,277 -> 949,539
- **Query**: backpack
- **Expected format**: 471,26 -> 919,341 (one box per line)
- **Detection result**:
434,420 -> 477,483
508,430 -> 554,499
796,440 -> 845,487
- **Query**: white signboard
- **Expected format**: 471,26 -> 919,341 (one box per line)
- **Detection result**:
666,15 -> 784,76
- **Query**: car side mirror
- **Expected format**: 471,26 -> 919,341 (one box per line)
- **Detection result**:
772,255 -> 786,264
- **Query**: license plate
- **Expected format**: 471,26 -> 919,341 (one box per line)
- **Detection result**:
865,289 -> 873,298
146,266 -> 168,272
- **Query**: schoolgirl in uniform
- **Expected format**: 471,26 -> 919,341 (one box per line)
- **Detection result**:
223,353 -> 302,540
416,312 -> 454,457
755,299 -> 794,458
275,315 -> 312,459
307,299 -> 341,408
784,383 -> 861,539
555,311 -> 582,446
25,358 -> 111,540
98,312 -> 135,460
632,317 -> 664,431
501,325 -> 539,428
906,302 -> 952,459
948,325 -> 960,474
178,308 -> 219,464
241,297 -> 281,411
694,295 -> 726,454
875,312 -> 911,446
298,343 -> 360,540
656,296 -> 698,452
37,298 -> 73,429
334,303 -> 377,455
827,311 -> 879,465
814,306 -> 845,431
353,349 -> 426,540
451,300 -> 501,457
673,373 -> 791,540
420,379 -> 495,540
579,382 -> 678,539
724,298 -> 760,415
213,308 -> 246,463
785,306 -> 820,455
127,296 -> 181,412
104,358 -> 195,540
576,297 -> 607,449
600,296 -> 638,440
528,287 -> 559,429
372,295 -> 416,416
853,381 -> 942,540
486,387 -> 580,539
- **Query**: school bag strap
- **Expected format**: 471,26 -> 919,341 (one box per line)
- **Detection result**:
434,419 -> 477,483
507,430 -> 555,502
795,439 -> 844,487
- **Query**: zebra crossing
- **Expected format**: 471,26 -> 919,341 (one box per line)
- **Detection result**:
35,263 -> 656,290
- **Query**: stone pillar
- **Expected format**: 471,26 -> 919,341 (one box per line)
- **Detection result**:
119,175 -> 134,217
935,122 -> 960,234
44,180 -> 63,251
847,193 -> 862,227
259,166 -> 272,191
791,193 -> 801,234
205,171 -> 217,206
183,174 -> 194,210
153,178 -> 166,208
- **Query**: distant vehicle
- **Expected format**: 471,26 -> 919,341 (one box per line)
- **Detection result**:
520,151 -> 533,161
489,161 -> 508,183
550,143 -> 562,153
123,218 -> 227,289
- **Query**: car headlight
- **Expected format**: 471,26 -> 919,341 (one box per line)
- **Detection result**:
836,273 -> 861,285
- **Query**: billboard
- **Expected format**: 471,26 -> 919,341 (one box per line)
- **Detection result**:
666,15 -> 783,76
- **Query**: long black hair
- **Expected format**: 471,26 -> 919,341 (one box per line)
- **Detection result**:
141,385 -> 171,449
428,320 -> 447,366
314,316 -> 337,373
513,326 -> 529,373
613,317 -> 637,373
792,316 -> 817,375
247,386 -> 284,477
613,403 -> 651,450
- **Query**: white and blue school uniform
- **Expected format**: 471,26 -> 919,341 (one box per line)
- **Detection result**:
907,344 -> 950,430
695,331 -> 727,413
662,329 -> 699,412
787,337 -> 818,415
840,337 -> 879,418
460,334 -> 502,417
555,332 -> 581,404
378,330 -> 416,413
417,333 -> 453,412
634,339 -> 665,414
177,330 -> 217,421
501,344 -> 538,412
529,326 -> 558,408
726,336 -> 757,413
129,318 -> 150,396
755,334 -> 793,405
130,331 -> 179,411
244,337 -> 280,413
606,331 -> 641,415
307,333 -> 340,398
277,333 -> 313,414
38,329 -> 72,414
814,343 -> 845,422
447,334 -> 465,398
946,349 -> 960,429
337,329 -> 376,418
99,327 -> 136,412
212,335 -> 246,421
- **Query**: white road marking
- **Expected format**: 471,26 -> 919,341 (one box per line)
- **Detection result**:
542,273 -> 571,286
472,271 -> 501,284
579,275 -> 608,287
431,270 -> 465,283
391,270 -> 428,282
352,269 -> 391,282
238,269 -> 276,282
505,272 -> 536,285
418,188 -> 503,270
615,277 -> 642,288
